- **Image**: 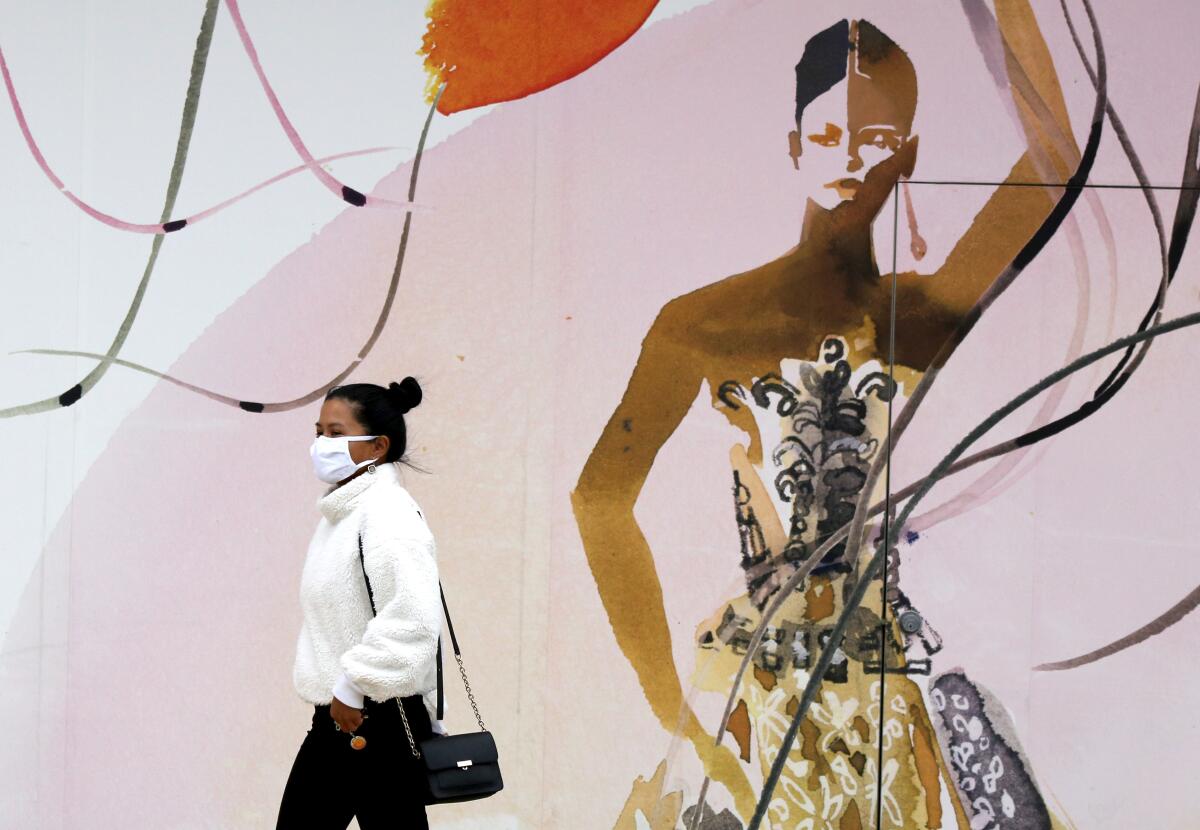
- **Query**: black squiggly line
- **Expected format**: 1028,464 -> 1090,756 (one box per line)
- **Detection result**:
1005,3 -> 1199,448
716,380 -> 745,410
0,0 -> 219,419
903,0 -> 1165,533
16,83 -> 447,414
979,86 -> 1198,454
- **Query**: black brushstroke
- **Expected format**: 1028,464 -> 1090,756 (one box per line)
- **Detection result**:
1014,82 -> 1200,448
341,185 -> 367,206
58,384 -> 82,407
163,219 -> 188,232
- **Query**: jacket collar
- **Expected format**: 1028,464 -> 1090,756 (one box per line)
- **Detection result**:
317,462 -> 399,522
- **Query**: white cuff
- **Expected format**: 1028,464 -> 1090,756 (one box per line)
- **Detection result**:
332,672 -> 366,708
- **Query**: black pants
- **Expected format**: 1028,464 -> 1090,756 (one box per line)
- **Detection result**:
276,694 -> 433,829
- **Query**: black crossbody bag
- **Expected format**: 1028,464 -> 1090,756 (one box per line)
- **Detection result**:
358,534 -> 503,804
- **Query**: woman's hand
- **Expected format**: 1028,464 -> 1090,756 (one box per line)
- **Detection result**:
330,697 -> 364,732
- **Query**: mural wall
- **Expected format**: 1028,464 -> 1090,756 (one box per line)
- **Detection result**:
1,1 -> 1198,827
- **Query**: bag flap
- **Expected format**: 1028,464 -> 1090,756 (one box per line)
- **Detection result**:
420,731 -> 498,770
429,763 -> 502,795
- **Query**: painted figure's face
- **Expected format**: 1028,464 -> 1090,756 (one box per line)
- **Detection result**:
789,78 -> 909,211
787,19 -> 917,215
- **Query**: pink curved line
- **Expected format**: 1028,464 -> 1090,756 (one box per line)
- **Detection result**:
906,216 -> 1093,534
1,43 -> 409,232
904,0 -> 1123,533
907,195 -> 1123,534
0,44 -> 66,191
222,0 -> 418,212
188,145 -> 397,223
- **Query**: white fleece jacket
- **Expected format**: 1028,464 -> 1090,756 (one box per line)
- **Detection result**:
292,461 -> 447,732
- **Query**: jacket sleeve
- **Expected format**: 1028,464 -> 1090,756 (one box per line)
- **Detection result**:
332,671 -> 367,708
339,511 -> 441,702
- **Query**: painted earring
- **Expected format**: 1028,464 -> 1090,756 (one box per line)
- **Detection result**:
902,179 -> 927,261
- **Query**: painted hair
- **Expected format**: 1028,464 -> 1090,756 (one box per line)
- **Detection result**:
795,19 -> 851,130
795,19 -> 917,135
326,377 -> 423,465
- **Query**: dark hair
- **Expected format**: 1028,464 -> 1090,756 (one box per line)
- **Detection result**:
795,19 -> 916,135
326,377 -> 423,465
795,19 -> 850,130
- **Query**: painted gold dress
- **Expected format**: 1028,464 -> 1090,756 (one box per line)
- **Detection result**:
619,324 -> 1060,830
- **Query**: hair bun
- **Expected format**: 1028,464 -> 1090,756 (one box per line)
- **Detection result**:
387,377 -> 423,414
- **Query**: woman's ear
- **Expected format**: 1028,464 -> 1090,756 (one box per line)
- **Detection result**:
374,435 -> 391,459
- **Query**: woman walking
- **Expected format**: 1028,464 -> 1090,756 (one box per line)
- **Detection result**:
277,378 -> 446,829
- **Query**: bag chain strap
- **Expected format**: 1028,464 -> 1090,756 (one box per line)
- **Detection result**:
391,649 -> 487,758
456,650 -> 486,731
358,531 -> 487,760
394,698 -> 421,759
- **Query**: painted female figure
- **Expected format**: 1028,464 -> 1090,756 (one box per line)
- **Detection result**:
572,7 -> 1078,829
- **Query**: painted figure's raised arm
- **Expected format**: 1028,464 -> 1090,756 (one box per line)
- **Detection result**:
919,0 -> 1082,318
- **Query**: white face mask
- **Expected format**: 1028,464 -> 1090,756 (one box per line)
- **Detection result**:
310,435 -> 382,484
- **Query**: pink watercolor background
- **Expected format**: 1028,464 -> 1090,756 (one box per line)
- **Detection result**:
3,1 -> 1199,827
